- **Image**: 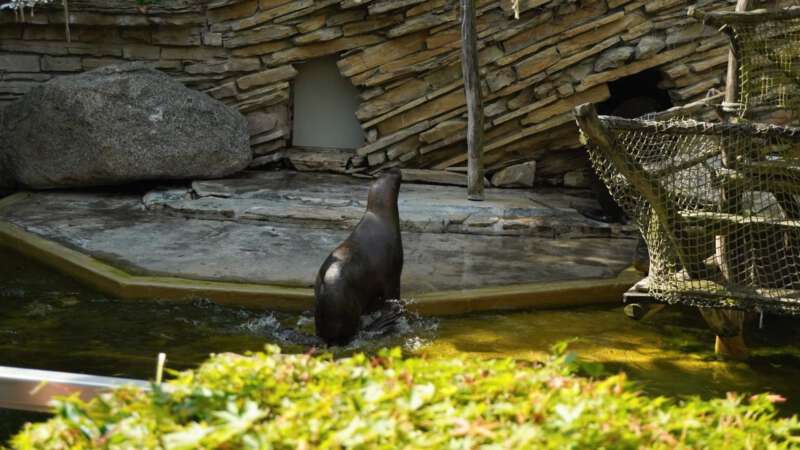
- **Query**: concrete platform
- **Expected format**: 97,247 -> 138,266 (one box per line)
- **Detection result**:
142,171 -> 633,238
0,171 -> 642,315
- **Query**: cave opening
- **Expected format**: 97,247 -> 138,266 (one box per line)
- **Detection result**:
291,56 -> 365,151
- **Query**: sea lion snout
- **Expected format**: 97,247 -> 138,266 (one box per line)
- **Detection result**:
385,167 -> 402,181
375,168 -> 402,193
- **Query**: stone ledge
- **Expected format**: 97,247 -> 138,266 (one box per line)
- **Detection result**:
143,171 -> 637,238
0,190 -> 641,314
0,217 -> 642,316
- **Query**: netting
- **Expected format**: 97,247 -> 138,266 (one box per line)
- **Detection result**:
583,115 -> 800,314
724,7 -> 800,119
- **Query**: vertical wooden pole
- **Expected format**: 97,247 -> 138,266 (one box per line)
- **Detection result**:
709,0 -> 751,361
723,0 -> 750,113
461,0 -> 485,201
63,0 -> 71,43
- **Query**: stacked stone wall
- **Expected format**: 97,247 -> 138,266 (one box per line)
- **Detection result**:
0,0 -> 785,185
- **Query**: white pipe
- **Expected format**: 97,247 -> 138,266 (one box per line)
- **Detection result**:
0,366 -> 149,412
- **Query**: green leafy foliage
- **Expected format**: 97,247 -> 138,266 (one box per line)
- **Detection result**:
10,345 -> 800,449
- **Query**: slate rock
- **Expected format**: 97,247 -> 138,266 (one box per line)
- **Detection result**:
594,47 -> 635,72
491,161 -> 536,188
563,169 -> 591,188
0,63 -> 251,190
635,35 -> 666,60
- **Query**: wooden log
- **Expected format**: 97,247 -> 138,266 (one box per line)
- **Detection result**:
680,211 -> 800,231
699,308 -> 749,360
60,0 -> 71,42
460,0 -> 484,201
712,0 -> 751,360
49,0 -> 204,14
574,103 -> 706,278
689,5 -> 800,26
644,92 -> 724,121
597,116 -> 800,140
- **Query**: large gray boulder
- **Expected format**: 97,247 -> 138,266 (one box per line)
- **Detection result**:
0,63 -> 251,190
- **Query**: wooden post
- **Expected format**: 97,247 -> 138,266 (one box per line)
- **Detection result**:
461,0 -> 485,201
722,0 -> 750,114
63,0 -> 71,42
711,0 -> 751,360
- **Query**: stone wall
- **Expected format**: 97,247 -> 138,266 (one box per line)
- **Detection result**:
0,0 -> 786,186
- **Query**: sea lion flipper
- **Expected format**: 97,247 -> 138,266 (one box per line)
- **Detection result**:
362,305 -> 404,336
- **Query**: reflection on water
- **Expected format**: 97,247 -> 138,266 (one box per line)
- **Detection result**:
424,307 -> 800,415
2,246 -> 800,427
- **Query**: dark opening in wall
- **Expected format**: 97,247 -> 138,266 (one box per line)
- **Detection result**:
585,69 -> 673,223
598,68 -> 673,119
291,56 -> 365,150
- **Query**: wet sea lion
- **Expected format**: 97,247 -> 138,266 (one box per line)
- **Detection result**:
314,168 -> 403,345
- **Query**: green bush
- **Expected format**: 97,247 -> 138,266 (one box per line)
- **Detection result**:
10,345 -> 800,449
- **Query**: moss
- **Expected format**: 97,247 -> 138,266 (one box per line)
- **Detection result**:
9,345 -> 800,449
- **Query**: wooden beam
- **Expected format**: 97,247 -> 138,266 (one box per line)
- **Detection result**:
713,0 -> 751,361
574,103 -> 706,278
689,5 -> 800,26
460,0 -> 485,201
725,0 -> 751,113
595,115 -> 800,140
62,0 -> 71,42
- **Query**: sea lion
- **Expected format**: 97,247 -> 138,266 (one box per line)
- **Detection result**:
314,168 -> 403,345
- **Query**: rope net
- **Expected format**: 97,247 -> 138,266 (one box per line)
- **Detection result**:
586,117 -> 800,314
726,8 -> 800,119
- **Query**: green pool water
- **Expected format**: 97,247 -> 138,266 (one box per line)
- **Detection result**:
2,246 -> 800,438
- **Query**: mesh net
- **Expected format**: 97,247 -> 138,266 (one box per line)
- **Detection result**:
726,8 -> 800,119
585,117 -> 800,314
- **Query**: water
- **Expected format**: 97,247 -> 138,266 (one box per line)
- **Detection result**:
2,246 -> 800,438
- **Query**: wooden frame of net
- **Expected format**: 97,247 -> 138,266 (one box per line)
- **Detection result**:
691,6 -> 800,120
576,104 -> 800,315
575,5 -> 800,323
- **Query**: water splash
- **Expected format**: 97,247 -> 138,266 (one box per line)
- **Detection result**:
238,314 -> 281,334
342,298 -> 439,353
224,298 -> 440,351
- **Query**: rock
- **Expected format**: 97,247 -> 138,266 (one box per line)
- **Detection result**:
491,162 -> 536,188
563,169 -> 591,188
484,100 -> 507,117
0,63 -> 251,190
399,169 -> 484,187
236,65 -> 297,91
635,35 -> 665,60
566,63 -> 593,83
222,24 -> 296,48
419,120 -> 465,144
386,12 -> 452,37
486,67 -> 515,92
0,54 -> 40,72
534,82 -> 555,98
328,10 -> 365,26
288,148 -> 352,173
367,151 -> 387,166
556,83 -> 574,97
246,111 -> 278,135
249,151 -> 286,168
293,28 -> 343,45
202,31 -> 224,47
594,46 -> 635,72
41,56 -> 82,72
298,15 -> 326,33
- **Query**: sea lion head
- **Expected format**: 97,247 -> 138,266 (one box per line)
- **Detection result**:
367,168 -> 402,214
